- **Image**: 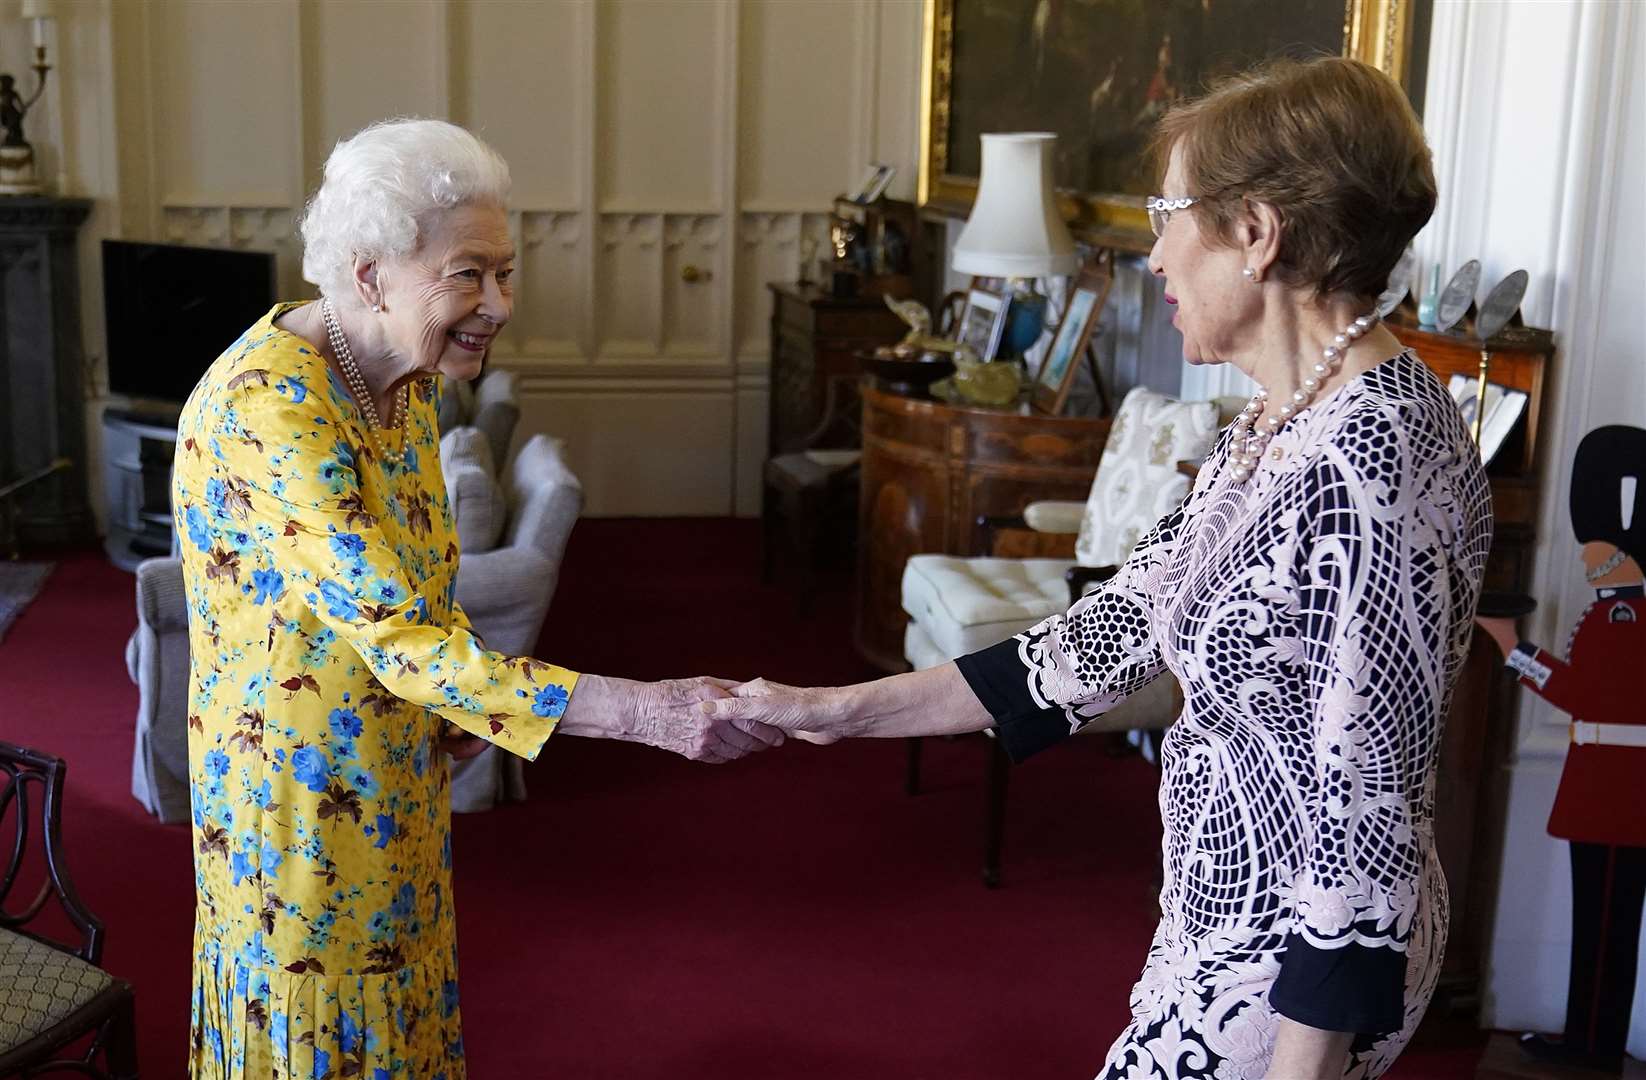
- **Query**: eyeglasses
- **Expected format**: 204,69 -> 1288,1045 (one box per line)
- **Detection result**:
1146,195 -> 1200,238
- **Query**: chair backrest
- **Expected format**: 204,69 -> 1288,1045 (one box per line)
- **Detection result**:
0,743 -> 103,964
1076,386 -> 1219,568
437,368 -> 520,468
502,434 -> 584,560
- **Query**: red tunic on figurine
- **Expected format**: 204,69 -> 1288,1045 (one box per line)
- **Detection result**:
1509,593 -> 1646,846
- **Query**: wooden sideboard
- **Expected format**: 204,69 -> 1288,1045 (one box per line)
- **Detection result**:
854,384 -> 1110,672
767,283 -> 908,456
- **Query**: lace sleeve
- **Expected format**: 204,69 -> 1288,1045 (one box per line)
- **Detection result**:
1269,407 -> 1489,1034
955,500 -> 1187,762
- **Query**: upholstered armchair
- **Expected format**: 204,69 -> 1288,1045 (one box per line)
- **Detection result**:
898,386 -> 1221,884
441,431 -> 584,812
437,366 -> 520,469
129,430 -> 583,822
0,742 -> 138,1078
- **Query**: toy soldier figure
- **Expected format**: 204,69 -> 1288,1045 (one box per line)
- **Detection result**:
1479,424 -> 1646,1072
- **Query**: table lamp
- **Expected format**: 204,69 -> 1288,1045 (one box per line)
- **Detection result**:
952,132 -> 1078,359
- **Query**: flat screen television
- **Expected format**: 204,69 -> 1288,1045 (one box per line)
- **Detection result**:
102,239 -> 279,407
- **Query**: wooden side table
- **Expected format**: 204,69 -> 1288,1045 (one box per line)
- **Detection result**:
854,383 -> 1110,672
766,283 -> 907,457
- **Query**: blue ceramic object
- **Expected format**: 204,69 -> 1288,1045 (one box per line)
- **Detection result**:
998,292 -> 1047,359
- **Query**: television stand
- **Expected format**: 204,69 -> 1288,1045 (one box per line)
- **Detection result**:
102,407 -> 182,571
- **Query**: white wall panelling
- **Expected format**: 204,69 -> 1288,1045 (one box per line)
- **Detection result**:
1415,0 -> 1646,1046
81,0 -> 925,518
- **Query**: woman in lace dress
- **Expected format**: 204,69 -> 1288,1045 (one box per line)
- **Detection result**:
711,58 -> 1492,1079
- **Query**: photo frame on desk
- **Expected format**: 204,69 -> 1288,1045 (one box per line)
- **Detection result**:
1032,261 -> 1114,415
955,285 -> 1007,361
1448,374 -> 1529,468
849,163 -> 896,205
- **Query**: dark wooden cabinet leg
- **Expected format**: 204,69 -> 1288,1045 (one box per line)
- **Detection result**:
108,984 -> 139,1078
904,737 -> 923,795
984,735 -> 1009,888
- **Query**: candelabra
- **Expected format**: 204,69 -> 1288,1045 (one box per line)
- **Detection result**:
0,0 -> 56,196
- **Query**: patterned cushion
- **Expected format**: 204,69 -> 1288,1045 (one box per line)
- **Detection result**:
0,928 -> 112,1051
439,426 -> 506,554
1075,387 -> 1219,569
901,554 -> 1073,658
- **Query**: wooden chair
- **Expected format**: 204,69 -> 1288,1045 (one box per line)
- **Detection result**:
0,741 -> 138,1078
761,372 -> 864,613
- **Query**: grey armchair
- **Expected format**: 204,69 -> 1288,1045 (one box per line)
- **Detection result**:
127,557 -> 190,823
128,433 -> 583,822
447,433 -> 583,811
437,367 -> 520,469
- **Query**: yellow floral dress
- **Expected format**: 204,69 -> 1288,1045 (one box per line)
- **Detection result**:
172,303 -> 577,1079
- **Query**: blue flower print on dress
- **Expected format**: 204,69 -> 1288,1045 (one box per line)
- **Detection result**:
329,531 -> 367,562
373,813 -> 397,850
275,374 -> 308,404
252,568 -> 285,605
318,580 -> 359,620
290,745 -> 331,793
204,749 -> 231,778
186,505 -> 213,552
328,708 -> 364,740
532,684 -> 570,719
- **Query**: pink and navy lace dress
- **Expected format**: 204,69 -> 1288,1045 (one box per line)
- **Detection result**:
957,353 -> 1492,1080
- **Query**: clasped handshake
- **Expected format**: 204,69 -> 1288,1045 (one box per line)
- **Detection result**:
442,667 -> 983,762
576,674 -> 849,765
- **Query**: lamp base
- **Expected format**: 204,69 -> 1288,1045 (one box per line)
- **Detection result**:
993,281 -> 1050,360
0,145 -> 41,196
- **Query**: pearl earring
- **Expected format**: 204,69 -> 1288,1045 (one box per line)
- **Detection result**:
371,304 -> 382,313
1242,267 -> 1258,282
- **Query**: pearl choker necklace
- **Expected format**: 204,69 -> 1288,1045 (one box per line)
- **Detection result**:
321,297 -> 408,468
1228,312 -> 1378,484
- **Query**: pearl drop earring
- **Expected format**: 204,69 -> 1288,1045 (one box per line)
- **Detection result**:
1242,267 -> 1258,282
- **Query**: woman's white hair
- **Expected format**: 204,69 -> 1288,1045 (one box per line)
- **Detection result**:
299,118 -> 511,306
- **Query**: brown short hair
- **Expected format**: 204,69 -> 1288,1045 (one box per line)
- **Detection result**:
1153,56 -> 1436,302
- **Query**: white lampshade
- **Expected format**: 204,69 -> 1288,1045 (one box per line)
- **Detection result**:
21,0 -> 56,20
952,132 -> 1077,278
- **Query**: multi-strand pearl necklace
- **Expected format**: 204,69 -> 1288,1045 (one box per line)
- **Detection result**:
1228,312 -> 1378,483
321,297 -> 408,468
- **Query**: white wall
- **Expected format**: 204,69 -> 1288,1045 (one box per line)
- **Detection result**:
53,0 -> 926,523
1416,0 -> 1646,1047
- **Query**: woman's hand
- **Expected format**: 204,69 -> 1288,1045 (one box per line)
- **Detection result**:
557,674 -> 787,763
1474,615 -> 1519,657
705,679 -> 857,745
440,726 -> 492,761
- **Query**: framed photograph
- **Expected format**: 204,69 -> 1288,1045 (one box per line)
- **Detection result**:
848,164 -> 882,203
850,163 -> 896,205
919,0 -> 1427,240
955,286 -> 1007,361
1447,374 -> 1529,467
1033,261 -> 1114,415
862,163 -> 897,204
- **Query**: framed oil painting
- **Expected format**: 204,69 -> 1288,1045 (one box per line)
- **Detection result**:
920,0 -> 1429,243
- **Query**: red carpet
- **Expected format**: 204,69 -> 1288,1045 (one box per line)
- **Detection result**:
0,520 -> 1485,1078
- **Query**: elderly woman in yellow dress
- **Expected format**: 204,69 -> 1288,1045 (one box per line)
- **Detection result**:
172,118 -> 779,1078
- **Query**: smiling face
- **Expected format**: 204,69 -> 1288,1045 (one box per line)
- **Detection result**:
372,201 -> 514,381
1147,142 -> 1261,366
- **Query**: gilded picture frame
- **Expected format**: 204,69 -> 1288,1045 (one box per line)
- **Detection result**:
919,0 -> 1418,250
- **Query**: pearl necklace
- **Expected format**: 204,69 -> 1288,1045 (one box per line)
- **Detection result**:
1228,312 -> 1378,483
321,297 -> 408,468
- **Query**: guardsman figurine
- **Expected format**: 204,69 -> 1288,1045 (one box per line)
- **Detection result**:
1478,425 -> 1646,1072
